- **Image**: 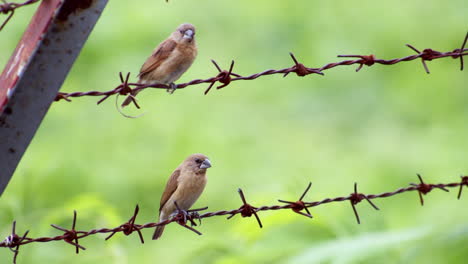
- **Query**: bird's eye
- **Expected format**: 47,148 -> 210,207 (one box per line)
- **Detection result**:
195,158 -> 202,163
179,30 -> 184,34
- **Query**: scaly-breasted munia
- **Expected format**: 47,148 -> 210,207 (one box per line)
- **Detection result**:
122,23 -> 198,107
153,153 -> 211,240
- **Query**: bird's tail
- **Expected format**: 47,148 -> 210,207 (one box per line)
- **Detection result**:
121,89 -> 140,108
152,225 -> 165,240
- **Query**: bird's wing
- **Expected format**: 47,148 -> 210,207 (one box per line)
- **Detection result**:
138,39 -> 177,79
159,168 -> 181,212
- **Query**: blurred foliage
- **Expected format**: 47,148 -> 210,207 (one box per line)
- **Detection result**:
1,0 -> 467,263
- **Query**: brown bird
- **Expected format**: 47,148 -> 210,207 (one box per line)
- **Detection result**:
122,23 -> 198,107
153,153 -> 211,240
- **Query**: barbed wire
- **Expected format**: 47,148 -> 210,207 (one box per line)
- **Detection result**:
0,0 -> 40,31
1,174 -> 467,264
53,32 -> 468,107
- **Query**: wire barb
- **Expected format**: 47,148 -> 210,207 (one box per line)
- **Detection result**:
278,182 -> 314,218
410,174 -> 449,206
458,175 -> 468,200
451,32 -> 468,71
50,210 -> 86,254
349,183 -> 380,224
105,205 -> 144,244
2,221 -> 29,264
284,52 -> 324,77
0,0 -> 40,31
204,60 -> 240,95
227,188 -> 263,228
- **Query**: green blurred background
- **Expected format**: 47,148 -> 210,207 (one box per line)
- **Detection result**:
1,0 -> 467,263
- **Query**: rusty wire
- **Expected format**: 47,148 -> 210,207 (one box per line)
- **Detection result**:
0,0 -> 40,31
1,174 -> 467,264
53,32 -> 468,106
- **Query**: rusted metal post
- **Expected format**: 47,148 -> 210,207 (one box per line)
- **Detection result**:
0,0 -> 108,195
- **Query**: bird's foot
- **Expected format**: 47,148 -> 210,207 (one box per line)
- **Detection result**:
172,202 -> 206,236
166,83 -> 177,94
187,212 -> 201,226
173,202 -> 190,225
172,203 -> 208,226
187,206 -> 208,226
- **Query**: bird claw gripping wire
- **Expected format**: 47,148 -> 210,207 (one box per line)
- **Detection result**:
278,182 -> 314,218
227,188 -> 263,228
349,183 -> 380,224
166,82 -> 178,94
105,205 -> 144,244
173,202 -> 203,235
186,207 -> 208,227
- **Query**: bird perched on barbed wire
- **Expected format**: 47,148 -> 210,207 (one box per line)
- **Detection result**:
153,153 -> 211,240
121,23 -> 198,108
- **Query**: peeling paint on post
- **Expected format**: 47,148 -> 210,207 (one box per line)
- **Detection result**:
0,0 -> 109,195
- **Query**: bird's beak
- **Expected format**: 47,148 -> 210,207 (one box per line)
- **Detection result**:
200,159 -> 211,169
183,29 -> 194,39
